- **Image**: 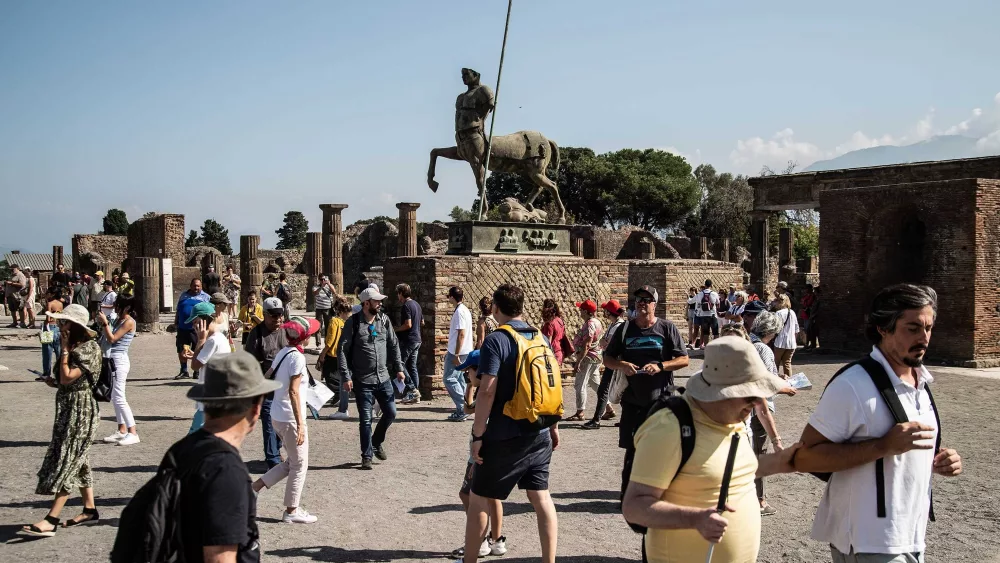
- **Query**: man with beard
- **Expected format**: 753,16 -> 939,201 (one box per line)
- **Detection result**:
338,287 -> 406,470
793,284 -> 962,563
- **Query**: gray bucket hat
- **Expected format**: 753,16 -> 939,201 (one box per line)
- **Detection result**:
210,292 -> 232,305
187,351 -> 281,401
47,304 -> 97,338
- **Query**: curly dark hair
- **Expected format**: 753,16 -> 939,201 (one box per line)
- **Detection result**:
478,296 -> 493,317
541,298 -> 561,322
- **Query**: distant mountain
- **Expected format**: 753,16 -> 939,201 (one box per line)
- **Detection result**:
804,135 -> 997,172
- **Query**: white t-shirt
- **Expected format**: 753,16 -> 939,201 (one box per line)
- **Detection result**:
270,347 -> 308,424
100,290 -> 117,318
723,302 -> 745,326
695,290 -> 719,317
772,308 -> 799,349
195,331 -> 232,411
448,303 -> 474,355
808,347 -> 938,555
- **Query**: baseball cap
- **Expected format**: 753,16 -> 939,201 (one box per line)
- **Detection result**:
601,299 -> 625,315
455,350 -> 481,371
95,270 -> 104,277
185,301 -> 217,325
103,279 -> 114,287
359,287 -> 387,302
633,285 -> 659,303
263,297 -> 283,311
777,281 -> 789,289
743,300 -> 767,315
283,316 -> 321,344
575,299 -> 598,314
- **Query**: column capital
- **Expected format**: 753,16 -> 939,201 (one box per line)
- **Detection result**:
396,202 -> 421,211
319,203 -> 349,213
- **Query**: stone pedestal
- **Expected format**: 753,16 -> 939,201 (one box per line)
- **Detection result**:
240,235 -> 262,299
320,204 -> 348,293
446,222 -> 575,257
131,257 -> 161,332
304,232 -> 323,312
53,246 -> 64,272
396,203 -> 420,257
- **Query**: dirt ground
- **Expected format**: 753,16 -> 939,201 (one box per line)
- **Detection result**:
0,327 -> 997,562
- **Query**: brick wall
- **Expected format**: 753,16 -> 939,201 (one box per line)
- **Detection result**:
974,180 -> 1000,361
820,179 -> 979,362
128,214 -> 185,263
629,260 -> 744,333
72,234 -> 128,274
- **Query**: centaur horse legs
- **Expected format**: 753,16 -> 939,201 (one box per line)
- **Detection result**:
427,131 -> 566,224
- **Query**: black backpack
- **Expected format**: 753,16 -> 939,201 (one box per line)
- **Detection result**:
813,356 -> 942,521
276,283 -> 290,304
625,388 -> 696,534
110,437 -> 233,563
700,291 -> 714,312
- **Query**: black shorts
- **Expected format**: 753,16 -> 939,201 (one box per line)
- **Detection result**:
460,461 -> 475,495
696,315 -> 719,337
471,430 -> 552,500
175,329 -> 197,354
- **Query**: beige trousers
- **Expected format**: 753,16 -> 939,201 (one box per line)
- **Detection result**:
260,419 -> 309,508
773,347 -> 795,378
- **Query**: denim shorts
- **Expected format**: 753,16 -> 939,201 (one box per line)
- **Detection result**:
471,430 -> 552,500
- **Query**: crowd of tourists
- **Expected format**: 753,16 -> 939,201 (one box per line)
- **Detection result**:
9,268 -> 961,563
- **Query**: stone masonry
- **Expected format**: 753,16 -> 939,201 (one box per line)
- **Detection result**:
629,260 -> 744,334
72,234 -> 128,275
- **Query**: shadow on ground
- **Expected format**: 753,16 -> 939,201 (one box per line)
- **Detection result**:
266,546 -> 448,561
409,499 -> 619,516
0,497 -> 132,510
0,440 -> 49,448
94,465 -> 158,474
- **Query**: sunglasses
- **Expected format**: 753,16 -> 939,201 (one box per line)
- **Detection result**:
367,323 -> 378,342
266,311 -> 283,318
636,297 -> 654,305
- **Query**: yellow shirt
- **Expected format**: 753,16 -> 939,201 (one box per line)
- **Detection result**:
631,395 -> 759,563
238,304 -> 263,332
325,316 -> 345,358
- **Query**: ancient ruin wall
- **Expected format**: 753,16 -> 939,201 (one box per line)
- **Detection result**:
72,234 -> 128,274
629,260 -> 744,335
820,179 -> 978,362
974,179 -> 1000,362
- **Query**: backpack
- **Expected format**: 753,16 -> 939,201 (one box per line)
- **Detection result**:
110,437 -> 233,563
812,356 -> 942,521
498,324 -> 564,428
700,290 -> 714,313
276,283 -> 290,304
625,388 -> 696,534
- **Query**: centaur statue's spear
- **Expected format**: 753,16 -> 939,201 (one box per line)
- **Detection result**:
478,0 -> 513,220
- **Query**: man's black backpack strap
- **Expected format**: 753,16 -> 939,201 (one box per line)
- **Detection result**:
815,356 -> 941,520
625,391 -> 696,535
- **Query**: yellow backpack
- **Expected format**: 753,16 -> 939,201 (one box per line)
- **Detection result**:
498,324 -> 564,428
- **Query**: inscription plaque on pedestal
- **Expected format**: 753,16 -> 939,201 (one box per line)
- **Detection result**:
446,222 -> 575,257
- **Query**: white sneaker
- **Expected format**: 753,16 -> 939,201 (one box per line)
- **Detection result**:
117,433 -> 140,446
328,411 -> 350,420
102,431 -> 127,444
281,508 -> 318,524
478,538 -> 491,557
491,536 -> 507,555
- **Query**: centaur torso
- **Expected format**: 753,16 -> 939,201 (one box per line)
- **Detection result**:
455,85 -> 494,132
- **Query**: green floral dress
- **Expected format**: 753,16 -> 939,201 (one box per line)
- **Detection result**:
36,339 -> 101,495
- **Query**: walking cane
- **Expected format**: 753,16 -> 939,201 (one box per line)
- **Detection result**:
706,433 -> 741,563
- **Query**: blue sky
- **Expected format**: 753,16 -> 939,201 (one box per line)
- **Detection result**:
2,0 -> 999,252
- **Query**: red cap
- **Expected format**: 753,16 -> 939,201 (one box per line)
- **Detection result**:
575,299 -> 598,314
601,299 -> 625,315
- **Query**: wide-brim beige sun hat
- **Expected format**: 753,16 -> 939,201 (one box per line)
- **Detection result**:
685,336 -> 788,402
47,304 -> 97,338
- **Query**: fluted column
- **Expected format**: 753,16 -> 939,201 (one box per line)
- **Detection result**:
396,203 -> 420,257
240,235 -> 262,299
131,257 -> 160,332
320,204 -> 348,293
53,246 -> 64,272
305,231 -> 323,312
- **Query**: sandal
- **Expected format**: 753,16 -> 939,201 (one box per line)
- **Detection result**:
20,515 -> 60,537
564,413 -> 585,421
601,409 -> 617,421
64,507 -> 99,527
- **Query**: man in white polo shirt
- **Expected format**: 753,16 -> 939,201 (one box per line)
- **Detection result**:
793,284 -> 962,563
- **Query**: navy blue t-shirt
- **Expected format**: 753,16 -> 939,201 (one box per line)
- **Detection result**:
398,299 -> 423,346
479,320 -> 550,442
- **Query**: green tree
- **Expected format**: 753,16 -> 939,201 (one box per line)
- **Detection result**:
185,229 -> 204,247
200,219 -> 232,254
275,211 -> 309,250
448,206 -> 476,222
102,209 -> 130,235
589,149 -> 700,230
684,164 -> 753,247
0,259 -> 10,282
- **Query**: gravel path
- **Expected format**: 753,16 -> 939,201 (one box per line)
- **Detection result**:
0,331 -> 995,562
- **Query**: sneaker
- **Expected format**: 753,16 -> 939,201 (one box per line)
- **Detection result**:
102,431 -> 127,444
450,547 -> 464,558
490,536 -> 508,556
328,411 -> 350,420
117,433 -> 140,446
173,371 -> 190,380
281,508 -> 318,524
447,413 -> 469,422
760,504 -> 777,516
360,457 -> 374,470
478,538 -> 491,557
373,445 -> 387,461
581,420 -> 601,430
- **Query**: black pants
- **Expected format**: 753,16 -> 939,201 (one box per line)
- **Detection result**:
750,414 -> 767,501
618,402 -> 646,500
315,308 -> 332,342
589,367 -> 615,423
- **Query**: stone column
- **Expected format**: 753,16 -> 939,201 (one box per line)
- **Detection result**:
304,232 -> 323,312
572,237 -> 585,258
130,257 -> 161,332
396,203 -> 421,257
698,237 -> 709,260
750,214 -> 769,292
320,204 -> 348,293
240,235 -> 262,299
640,237 -> 656,260
53,246 -> 64,271
714,238 -> 731,263
778,227 -> 796,283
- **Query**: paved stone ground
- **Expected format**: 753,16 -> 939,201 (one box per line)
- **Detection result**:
0,328 -> 997,562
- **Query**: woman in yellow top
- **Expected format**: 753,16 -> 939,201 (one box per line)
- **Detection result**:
317,297 -> 352,419
238,291 -> 264,345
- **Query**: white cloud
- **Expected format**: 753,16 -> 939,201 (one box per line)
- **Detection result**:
378,192 -> 396,205
660,146 -> 702,165
729,92 -> 1000,173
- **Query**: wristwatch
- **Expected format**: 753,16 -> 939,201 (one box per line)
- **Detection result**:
471,433 -> 484,443
658,361 -> 666,372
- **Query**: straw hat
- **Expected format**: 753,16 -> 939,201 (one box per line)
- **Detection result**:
685,336 -> 787,402
47,304 -> 97,338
